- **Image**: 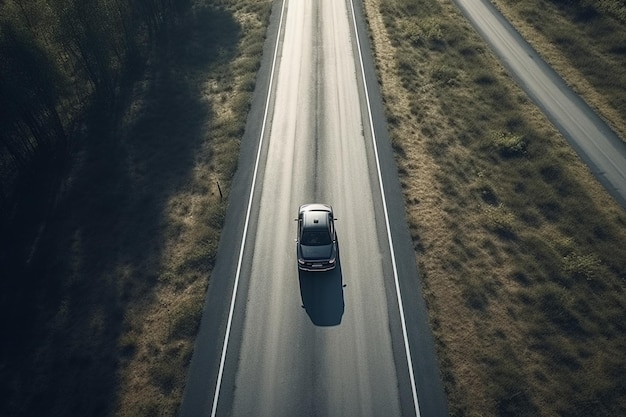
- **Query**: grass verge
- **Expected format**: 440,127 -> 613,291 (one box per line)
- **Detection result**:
364,0 -> 626,415
103,2 -> 273,415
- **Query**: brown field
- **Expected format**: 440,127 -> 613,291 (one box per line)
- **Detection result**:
364,0 -> 626,415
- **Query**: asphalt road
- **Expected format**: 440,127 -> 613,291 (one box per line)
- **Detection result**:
180,0 -> 448,416
454,0 -> 626,209
229,0 -> 404,414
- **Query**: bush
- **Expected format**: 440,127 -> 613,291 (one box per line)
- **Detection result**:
399,17 -> 444,46
562,252 -> 602,281
489,130 -> 527,157
484,204 -> 517,239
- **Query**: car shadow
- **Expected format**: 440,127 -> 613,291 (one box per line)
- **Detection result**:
298,261 -> 345,326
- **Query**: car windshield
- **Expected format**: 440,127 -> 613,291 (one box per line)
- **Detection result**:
301,229 -> 332,246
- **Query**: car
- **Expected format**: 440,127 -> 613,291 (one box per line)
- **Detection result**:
295,203 -> 339,271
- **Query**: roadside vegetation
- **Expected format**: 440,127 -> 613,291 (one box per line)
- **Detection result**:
363,0 -> 626,416
0,0 -> 270,416
494,0 -> 626,143
3,0 -> 625,416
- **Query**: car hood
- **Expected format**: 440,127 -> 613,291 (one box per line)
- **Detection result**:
300,243 -> 333,260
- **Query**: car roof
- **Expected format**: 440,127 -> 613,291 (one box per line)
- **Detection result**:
299,204 -> 334,230
302,210 -> 330,230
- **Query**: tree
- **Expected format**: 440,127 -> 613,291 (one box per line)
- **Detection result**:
0,20 -> 67,171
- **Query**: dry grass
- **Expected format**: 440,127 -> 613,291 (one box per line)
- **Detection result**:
492,0 -> 626,142
114,2 -> 272,416
364,0 -> 626,415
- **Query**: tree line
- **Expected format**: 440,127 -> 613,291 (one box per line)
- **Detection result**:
0,0 -> 190,213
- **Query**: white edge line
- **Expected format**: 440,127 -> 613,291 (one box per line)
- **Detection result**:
347,1 -> 422,416
210,1 -> 287,416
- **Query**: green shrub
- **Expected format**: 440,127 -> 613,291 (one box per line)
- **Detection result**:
399,17 -> 444,45
484,204 -> 517,239
562,252 -> 602,281
489,130 -> 527,157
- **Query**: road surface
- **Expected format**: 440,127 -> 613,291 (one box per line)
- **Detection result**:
179,0 -> 448,416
